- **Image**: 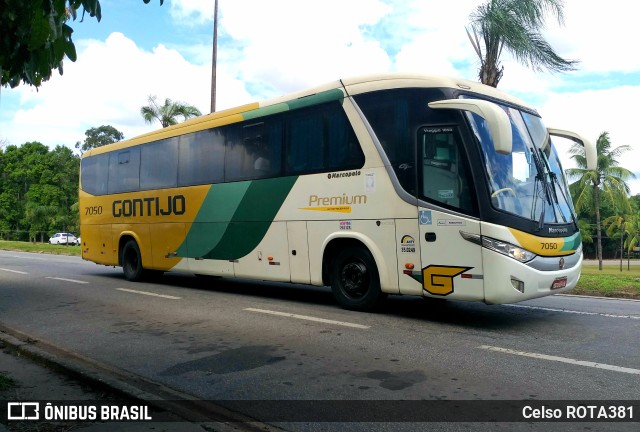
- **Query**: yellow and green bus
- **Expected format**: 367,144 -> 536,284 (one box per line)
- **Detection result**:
79,73 -> 596,311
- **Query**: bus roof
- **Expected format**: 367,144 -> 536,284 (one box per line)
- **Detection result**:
83,73 -> 533,157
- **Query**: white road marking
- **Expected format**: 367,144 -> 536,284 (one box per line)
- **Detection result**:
0,268 -> 28,275
479,345 -> 640,376
46,277 -> 88,284
10,255 -> 48,261
506,304 -> 640,320
558,294 -> 640,303
244,308 -> 370,329
116,288 -> 181,300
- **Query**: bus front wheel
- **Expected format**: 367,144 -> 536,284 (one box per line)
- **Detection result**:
330,246 -> 385,311
122,240 -> 145,282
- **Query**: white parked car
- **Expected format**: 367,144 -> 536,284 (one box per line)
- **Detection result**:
49,233 -> 79,245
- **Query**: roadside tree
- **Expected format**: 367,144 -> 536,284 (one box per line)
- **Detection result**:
75,125 -> 124,154
567,132 -> 635,270
0,0 -> 163,88
466,0 -> 578,87
141,95 -> 202,128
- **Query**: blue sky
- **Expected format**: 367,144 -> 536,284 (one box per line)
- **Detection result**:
1,0 -> 639,193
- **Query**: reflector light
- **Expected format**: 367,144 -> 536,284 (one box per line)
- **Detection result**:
510,277 -> 525,293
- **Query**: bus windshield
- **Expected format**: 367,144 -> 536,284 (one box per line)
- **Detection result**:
465,106 -> 576,226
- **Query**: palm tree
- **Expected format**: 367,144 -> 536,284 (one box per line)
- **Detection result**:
566,132 -> 636,270
466,0 -> 578,87
577,218 -> 593,245
624,214 -> 640,270
603,211 -> 631,272
140,95 -> 202,128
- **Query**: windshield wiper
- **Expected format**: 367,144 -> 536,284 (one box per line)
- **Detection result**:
529,147 -> 553,231
537,148 -> 571,225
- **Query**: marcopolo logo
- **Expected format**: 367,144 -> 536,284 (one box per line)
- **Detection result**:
327,170 -> 361,179
112,195 -> 186,218
548,227 -> 569,234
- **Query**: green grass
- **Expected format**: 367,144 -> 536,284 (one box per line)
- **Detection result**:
574,263 -> 640,300
0,240 -> 81,256
0,372 -> 16,391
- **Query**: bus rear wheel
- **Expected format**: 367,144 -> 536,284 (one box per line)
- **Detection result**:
330,246 -> 385,311
122,240 -> 145,282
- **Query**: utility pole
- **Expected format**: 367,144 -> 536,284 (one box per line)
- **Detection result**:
210,0 -> 219,113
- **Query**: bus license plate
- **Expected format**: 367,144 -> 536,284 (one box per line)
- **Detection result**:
551,277 -> 567,290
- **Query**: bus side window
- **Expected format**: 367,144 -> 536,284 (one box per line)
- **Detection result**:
108,149 -> 140,194
244,121 -> 282,179
178,129 -> 225,187
81,154 -> 109,196
141,138 -> 178,190
226,119 -> 283,182
287,110 -> 324,174
286,102 -> 363,175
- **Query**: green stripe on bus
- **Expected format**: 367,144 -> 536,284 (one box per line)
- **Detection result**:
561,232 -> 581,252
241,88 -> 344,122
286,88 -> 345,111
242,103 -> 289,121
177,182 -> 251,258
204,176 -> 297,259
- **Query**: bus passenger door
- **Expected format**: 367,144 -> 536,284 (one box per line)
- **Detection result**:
417,126 -> 484,302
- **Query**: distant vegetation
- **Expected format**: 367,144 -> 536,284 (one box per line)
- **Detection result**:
0,142 -> 79,242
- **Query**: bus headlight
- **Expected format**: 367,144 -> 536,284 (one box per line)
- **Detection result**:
481,236 -> 536,263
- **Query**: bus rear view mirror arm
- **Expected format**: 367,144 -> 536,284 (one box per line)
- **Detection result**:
547,128 -> 597,171
428,99 -> 512,155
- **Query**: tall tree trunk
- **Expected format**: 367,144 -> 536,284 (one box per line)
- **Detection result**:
620,230 -> 624,272
479,62 -> 503,87
594,183 -> 602,271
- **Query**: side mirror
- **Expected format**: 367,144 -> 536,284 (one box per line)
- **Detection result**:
428,99 -> 512,154
547,128 -> 597,171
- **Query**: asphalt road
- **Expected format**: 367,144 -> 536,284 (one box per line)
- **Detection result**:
0,250 -> 638,431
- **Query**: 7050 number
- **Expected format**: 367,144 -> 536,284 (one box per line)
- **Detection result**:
85,206 -> 103,216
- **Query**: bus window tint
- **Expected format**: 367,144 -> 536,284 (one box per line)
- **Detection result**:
288,111 -> 324,173
354,89 -> 449,196
141,138 -> 178,190
108,148 -> 140,194
264,120 -> 283,177
287,102 -> 363,175
178,129 -> 225,186
225,125 -> 251,181
81,154 -> 109,196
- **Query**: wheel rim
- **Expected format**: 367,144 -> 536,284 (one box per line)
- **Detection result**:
125,248 -> 138,274
340,260 -> 369,299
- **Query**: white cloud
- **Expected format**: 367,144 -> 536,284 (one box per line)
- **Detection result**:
216,0 -> 393,96
170,0 -> 215,24
1,32 -> 251,148
547,0 -> 640,74
539,85 -> 640,191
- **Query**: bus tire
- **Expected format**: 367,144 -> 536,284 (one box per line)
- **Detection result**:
122,240 -> 145,282
330,246 -> 385,311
